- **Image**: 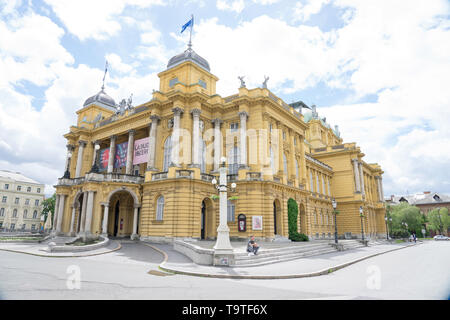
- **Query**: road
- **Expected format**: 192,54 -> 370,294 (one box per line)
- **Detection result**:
0,240 -> 448,300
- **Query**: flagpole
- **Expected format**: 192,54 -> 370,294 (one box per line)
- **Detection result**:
188,14 -> 193,49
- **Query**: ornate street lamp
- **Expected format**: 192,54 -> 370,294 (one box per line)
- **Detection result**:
332,198 -> 338,244
211,156 -> 235,264
384,216 -> 392,240
62,151 -> 73,179
89,143 -> 101,173
359,206 -> 365,241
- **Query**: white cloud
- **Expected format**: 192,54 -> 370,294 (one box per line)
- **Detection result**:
43,0 -> 165,41
216,0 -> 245,13
0,12 -> 73,87
293,0 -> 330,22
193,16 -> 337,96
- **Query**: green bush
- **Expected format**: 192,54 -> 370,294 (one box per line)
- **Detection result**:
287,198 -> 309,242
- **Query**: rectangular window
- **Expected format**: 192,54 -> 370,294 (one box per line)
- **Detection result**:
4,184 -> 8,190
25,199 -> 30,205
37,188 -> 41,193
0,208 -> 4,216
230,123 -> 238,132
0,222 -> 2,228
10,223 -> 15,230
282,131 -> 286,140
27,187 -> 31,192
17,186 -> 21,191
21,224 -> 26,230
169,77 -> 178,87
35,199 -> 39,206
15,198 -> 19,204
198,79 -> 206,89
2,196 -> 6,203
31,225 -> 36,231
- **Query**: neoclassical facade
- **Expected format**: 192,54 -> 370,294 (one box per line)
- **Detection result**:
0,170 -> 45,231
53,45 -> 387,242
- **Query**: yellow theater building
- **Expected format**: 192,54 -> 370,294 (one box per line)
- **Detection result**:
53,44 -> 387,242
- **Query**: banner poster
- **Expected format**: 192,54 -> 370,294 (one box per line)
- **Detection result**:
114,142 -> 128,169
133,137 -> 149,165
98,148 -> 109,172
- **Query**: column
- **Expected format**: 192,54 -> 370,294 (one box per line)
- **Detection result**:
171,107 -> 183,167
213,164 -> 233,253
352,159 -> 361,193
56,194 -> 65,233
53,194 -> 60,231
131,206 -> 139,240
212,118 -> 223,171
238,111 -> 248,168
69,206 -> 76,235
147,115 -> 160,170
377,177 -> 383,201
380,177 -> 384,202
126,130 -> 135,175
107,135 -> 117,173
277,122 -> 283,176
79,191 -> 88,233
83,191 -> 94,236
75,141 -> 87,178
191,109 -> 201,167
101,204 -> 109,235
359,162 -> 365,196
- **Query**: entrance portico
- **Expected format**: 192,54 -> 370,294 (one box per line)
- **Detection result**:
103,187 -> 141,239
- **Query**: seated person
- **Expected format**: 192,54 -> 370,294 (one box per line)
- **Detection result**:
247,235 -> 260,255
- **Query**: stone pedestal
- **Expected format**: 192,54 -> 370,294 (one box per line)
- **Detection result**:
213,253 -> 235,266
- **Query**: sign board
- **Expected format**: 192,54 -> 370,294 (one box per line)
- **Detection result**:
252,216 -> 263,230
133,137 -> 149,165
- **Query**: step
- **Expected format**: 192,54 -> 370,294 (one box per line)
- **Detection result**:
235,242 -> 333,256
234,245 -> 336,263
233,247 -> 337,267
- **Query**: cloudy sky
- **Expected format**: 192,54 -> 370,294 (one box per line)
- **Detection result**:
0,0 -> 449,197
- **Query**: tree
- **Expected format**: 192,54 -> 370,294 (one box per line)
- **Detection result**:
388,203 -> 425,238
427,207 -> 449,235
41,194 -> 56,228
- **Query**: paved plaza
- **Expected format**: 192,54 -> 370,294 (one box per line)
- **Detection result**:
0,240 -> 449,299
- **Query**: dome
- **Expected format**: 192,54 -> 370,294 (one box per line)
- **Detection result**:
83,88 -> 116,109
167,47 -> 210,72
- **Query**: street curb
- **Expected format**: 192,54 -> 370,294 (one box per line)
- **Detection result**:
0,241 -> 122,258
157,243 -> 420,280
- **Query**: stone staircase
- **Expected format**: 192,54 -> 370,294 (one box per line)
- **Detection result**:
233,242 -> 337,267
340,239 -> 366,251
41,235 -> 78,245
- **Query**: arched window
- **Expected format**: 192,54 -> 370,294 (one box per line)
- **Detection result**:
228,145 -> 239,175
283,153 -> 288,176
227,200 -> 235,222
156,196 -> 164,221
33,210 -> 38,219
23,209 -> 27,219
295,158 -> 299,179
163,136 -> 172,172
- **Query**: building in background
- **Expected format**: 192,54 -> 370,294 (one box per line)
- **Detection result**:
387,191 -> 450,236
0,170 -> 45,232
53,43 -> 387,242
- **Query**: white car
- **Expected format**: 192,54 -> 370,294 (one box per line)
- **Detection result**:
433,235 -> 449,240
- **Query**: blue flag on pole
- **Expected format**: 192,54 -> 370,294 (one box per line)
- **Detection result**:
181,16 -> 193,33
